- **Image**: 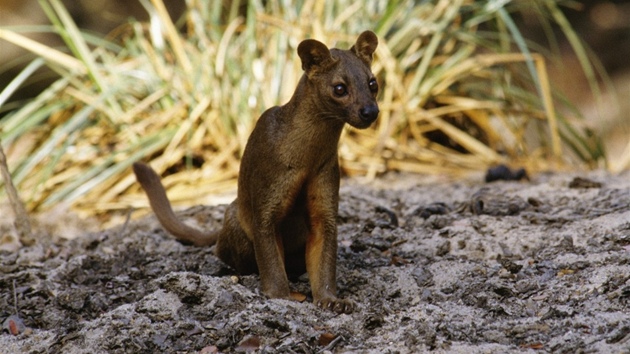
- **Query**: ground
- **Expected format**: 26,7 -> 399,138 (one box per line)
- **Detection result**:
1,170 -> 629,353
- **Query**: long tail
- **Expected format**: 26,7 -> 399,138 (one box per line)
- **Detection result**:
132,162 -> 217,246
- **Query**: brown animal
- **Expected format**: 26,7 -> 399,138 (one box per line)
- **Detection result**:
133,31 -> 379,313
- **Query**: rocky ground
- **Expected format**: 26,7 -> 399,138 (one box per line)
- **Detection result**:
1,170 -> 629,353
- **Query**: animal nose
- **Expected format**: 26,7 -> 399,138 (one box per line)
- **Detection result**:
359,105 -> 379,122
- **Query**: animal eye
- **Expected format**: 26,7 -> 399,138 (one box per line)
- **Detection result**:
333,84 -> 347,97
369,78 -> 378,93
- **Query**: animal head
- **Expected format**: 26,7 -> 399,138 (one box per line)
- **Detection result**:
297,31 -> 379,129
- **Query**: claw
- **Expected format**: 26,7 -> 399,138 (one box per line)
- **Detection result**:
315,297 -> 354,313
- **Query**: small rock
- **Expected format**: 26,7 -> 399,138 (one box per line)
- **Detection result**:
485,164 -> 528,182
436,240 -> 451,257
2,315 -> 27,335
568,177 -> 602,189
235,335 -> 261,352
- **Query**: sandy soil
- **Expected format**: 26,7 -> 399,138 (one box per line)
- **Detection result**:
1,170 -> 629,353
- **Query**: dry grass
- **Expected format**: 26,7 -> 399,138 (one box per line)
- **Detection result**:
0,0 -> 606,216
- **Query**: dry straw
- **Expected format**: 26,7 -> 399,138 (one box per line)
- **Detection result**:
0,0 -> 606,216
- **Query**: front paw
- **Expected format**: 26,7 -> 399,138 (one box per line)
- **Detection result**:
316,297 -> 354,314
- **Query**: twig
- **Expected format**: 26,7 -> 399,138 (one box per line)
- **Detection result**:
318,335 -> 344,353
13,279 -> 18,315
0,140 -> 34,246
117,207 -> 133,238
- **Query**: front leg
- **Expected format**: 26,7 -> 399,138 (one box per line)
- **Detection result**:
252,223 -> 291,299
245,173 -> 307,300
305,165 -> 354,313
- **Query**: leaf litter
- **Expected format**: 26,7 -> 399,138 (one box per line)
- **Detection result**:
1,170 -> 629,353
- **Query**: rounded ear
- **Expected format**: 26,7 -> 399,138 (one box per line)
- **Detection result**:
350,31 -> 378,65
298,39 -> 334,73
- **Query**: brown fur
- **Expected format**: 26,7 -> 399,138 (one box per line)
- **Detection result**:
133,31 -> 379,313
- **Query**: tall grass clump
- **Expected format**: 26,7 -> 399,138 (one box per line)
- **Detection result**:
0,0 -> 605,215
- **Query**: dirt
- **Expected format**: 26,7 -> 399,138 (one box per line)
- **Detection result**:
1,170 -> 629,353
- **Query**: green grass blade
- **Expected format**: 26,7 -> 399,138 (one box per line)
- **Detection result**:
12,105 -> 95,184
0,58 -> 45,108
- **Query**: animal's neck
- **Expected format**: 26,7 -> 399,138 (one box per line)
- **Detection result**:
279,77 -> 345,163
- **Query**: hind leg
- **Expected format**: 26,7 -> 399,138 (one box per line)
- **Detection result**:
215,201 -> 258,274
